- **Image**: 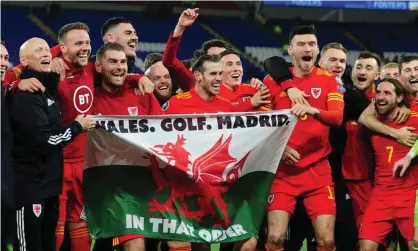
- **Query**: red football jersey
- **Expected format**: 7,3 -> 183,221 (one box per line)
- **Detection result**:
163,89 -> 233,114
58,61 -> 96,162
342,87 -> 376,180
219,84 -> 271,112
264,67 -> 344,170
409,96 -> 418,111
93,82 -> 162,116
371,113 -> 418,196
58,60 -> 145,162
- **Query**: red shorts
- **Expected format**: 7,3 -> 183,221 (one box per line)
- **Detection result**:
112,234 -> 144,247
359,190 -> 416,246
267,160 -> 336,221
59,161 -> 85,223
346,180 -> 373,229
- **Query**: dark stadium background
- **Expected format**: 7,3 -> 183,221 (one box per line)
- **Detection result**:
1,1 -> 417,250
2,1 -> 417,83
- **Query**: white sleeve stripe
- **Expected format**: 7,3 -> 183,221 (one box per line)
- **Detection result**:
16,207 -> 26,251
49,128 -> 71,140
48,133 -> 71,142
48,132 -> 71,143
47,128 -> 72,145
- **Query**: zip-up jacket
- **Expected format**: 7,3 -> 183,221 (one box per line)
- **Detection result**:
9,68 -> 83,208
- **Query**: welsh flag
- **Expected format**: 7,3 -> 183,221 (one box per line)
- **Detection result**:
83,110 -> 296,243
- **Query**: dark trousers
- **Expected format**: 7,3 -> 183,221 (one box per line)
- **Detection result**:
16,196 -> 59,251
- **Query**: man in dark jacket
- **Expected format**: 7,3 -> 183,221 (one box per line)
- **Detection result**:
8,37 -> 96,251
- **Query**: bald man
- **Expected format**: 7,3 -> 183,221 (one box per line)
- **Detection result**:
9,37 -> 95,251
145,60 -> 173,105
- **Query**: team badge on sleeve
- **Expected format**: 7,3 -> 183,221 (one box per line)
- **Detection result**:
128,106 -> 139,116
80,206 -> 87,220
33,204 -> 42,217
335,76 -> 343,85
268,195 -> 275,204
311,88 -> 322,99
335,77 -> 346,93
162,101 -> 169,111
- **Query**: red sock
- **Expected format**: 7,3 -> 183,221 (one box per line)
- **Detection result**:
317,246 -> 336,251
69,226 -> 91,251
169,247 -> 192,251
265,243 -> 284,251
55,221 -> 65,251
55,196 -> 67,251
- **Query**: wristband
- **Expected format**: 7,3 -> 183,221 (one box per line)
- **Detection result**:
407,150 -> 417,159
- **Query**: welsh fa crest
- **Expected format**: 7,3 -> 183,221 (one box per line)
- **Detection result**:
127,106 -> 138,116
33,204 -> 42,217
268,195 -> 275,204
311,88 -> 322,99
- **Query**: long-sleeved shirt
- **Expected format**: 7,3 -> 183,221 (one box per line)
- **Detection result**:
162,32 -> 194,93
9,68 -> 83,207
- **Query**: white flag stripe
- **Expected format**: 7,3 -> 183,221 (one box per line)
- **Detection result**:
85,111 -> 297,177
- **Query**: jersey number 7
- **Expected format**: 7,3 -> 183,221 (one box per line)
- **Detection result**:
386,146 -> 394,163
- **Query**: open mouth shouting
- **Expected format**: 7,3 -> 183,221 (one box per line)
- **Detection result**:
299,55 -> 315,70
77,52 -> 89,62
40,59 -> 51,66
0,66 -> 7,77
110,70 -> 126,84
409,77 -> 418,85
331,68 -> 343,76
156,82 -> 171,96
39,58 -> 52,71
301,56 -> 313,62
357,76 -> 367,82
127,39 -> 137,50
376,100 -> 388,110
212,81 -> 221,93
229,71 -> 242,84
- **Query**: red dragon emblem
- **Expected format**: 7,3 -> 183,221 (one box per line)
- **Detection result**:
144,134 -> 250,227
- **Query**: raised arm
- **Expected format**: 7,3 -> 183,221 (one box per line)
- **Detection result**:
162,8 -> 198,92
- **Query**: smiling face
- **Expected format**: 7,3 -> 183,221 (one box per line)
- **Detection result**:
95,49 -> 128,89
319,48 -> 346,77
20,38 -> 52,72
106,22 -> 138,58
401,60 -> 418,95
221,53 -> 243,89
288,34 -> 319,74
352,57 -> 380,91
195,61 -> 223,97
375,81 -> 403,117
146,61 -> 172,101
61,29 -> 91,67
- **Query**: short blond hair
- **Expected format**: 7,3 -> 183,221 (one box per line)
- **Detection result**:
382,62 -> 399,71
320,42 -> 346,58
